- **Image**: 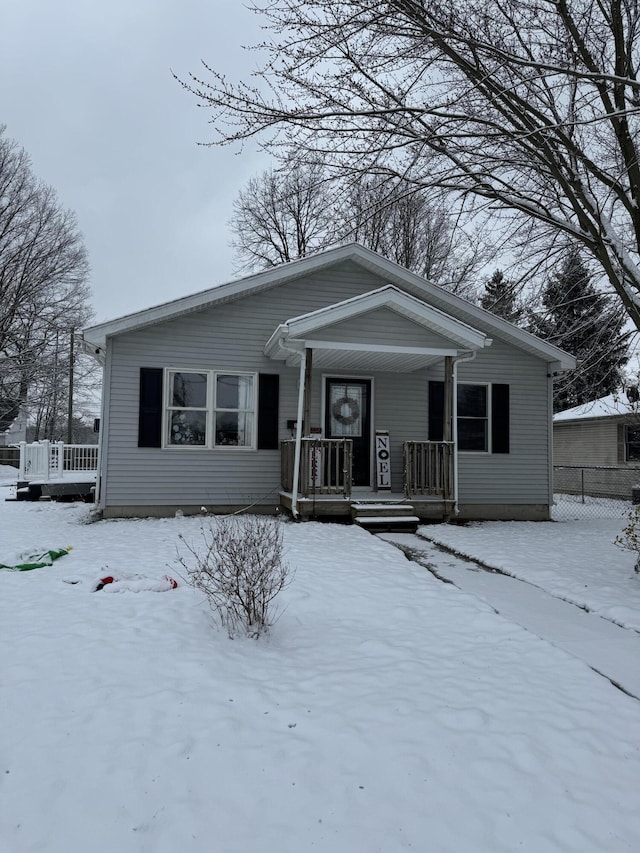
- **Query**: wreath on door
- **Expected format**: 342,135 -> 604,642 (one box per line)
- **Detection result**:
332,395 -> 360,426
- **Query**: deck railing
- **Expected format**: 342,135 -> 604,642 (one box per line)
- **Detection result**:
281,438 -> 353,497
19,441 -> 99,481
404,441 -> 453,499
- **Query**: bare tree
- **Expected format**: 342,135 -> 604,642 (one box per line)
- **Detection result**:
339,173 -> 491,295
179,0 -> 640,330
0,127 -> 91,434
231,160 -> 491,295
229,158 -> 337,272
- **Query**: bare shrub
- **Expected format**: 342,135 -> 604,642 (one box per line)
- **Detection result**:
178,515 -> 291,637
615,506 -> 640,575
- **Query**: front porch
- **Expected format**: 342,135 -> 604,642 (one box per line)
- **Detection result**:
264,283 -> 493,524
279,437 -> 454,522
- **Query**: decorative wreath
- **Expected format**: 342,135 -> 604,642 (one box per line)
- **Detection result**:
332,395 -> 360,426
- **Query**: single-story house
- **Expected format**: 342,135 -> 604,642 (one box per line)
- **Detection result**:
82,244 -> 575,522
553,392 -> 640,498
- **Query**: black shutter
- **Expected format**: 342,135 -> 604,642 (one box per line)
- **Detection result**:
257,373 -> 280,450
138,368 -> 163,448
428,381 -> 444,441
491,383 -> 510,454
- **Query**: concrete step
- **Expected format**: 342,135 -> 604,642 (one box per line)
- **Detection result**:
355,514 -> 420,533
355,515 -> 420,525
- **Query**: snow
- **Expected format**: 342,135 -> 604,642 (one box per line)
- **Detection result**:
421,495 -> 640,631
1,498 -> 640,852
0,463 -> 17,483
554,391 -> 637,421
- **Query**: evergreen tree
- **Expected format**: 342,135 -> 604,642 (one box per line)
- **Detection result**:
529,249 -> 629,412
480,270 -> 522,324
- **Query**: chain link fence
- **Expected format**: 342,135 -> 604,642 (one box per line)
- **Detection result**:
553,465 -> 640,519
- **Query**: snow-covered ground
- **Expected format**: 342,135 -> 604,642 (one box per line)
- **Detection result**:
1,488 -> 640,852
422,495 -> 640,631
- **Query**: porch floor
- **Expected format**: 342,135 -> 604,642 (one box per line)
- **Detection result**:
279,490 -> 452,522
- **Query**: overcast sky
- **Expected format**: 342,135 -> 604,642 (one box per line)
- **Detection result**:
1,0 -> 270,324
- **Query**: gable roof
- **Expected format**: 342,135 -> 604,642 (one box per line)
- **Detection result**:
264,285 -> 492,372
82,243 -> 575,369
554,392 -> 640,423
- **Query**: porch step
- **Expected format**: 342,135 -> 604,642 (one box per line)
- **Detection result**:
351,501 -> 420,533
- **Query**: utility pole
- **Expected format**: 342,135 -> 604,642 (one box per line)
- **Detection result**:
67,330 -> 74,444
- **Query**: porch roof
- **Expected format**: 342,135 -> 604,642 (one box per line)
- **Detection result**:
264,285 -> 492,371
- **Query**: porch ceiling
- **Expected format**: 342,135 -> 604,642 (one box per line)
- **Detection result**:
266,339 -> 456,371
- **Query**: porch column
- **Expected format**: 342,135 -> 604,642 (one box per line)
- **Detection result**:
291,346 -> 313,519
443,356 -> 454,442
303,347 -> 313,436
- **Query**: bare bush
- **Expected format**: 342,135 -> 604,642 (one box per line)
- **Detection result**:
615,506 -> 640,575
178,515 -> 291,637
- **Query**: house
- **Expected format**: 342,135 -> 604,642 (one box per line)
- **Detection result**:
553,392 -> 640,499
82,244 -> 574,523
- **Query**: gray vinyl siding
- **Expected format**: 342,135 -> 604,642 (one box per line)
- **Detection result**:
428,338 -> 551,504
309,307 -> 456,349
553,419 -> 622,466
102,259 -> 553,508
104,263 -> 396,507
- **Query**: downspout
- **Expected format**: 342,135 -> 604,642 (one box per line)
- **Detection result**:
290,355 -> 307,520
277,335 -> 306,520
451,350 -> 478,517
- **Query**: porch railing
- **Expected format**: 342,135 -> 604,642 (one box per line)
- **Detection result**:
281,438 -> 353,498
19,441 -> 99,482
404,441 -> 453,499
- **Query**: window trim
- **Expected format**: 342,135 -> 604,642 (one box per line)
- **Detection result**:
162,368 -> 258,450
457,382 -> 491,455
625,424 -> 640,462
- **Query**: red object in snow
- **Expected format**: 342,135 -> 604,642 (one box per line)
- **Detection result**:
95,576 -> 114,591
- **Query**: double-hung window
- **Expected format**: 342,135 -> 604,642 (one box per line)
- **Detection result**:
214,373 -> 255,447
625,425 -> 640,461
457,383 -> 489,452
167,371 -> 208,446
164,369 -> 256,448
428,380 -> 509,454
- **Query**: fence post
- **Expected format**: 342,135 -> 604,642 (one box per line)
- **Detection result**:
55,441 -> 65,477
18,441 -> 26,480
581,468 -> 585,504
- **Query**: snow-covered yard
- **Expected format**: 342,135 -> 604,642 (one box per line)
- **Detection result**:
1,478 -> 639,852
423,495 -> 640,631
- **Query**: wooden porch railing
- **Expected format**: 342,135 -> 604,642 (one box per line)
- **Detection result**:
281,438 -> 353,498
19,441 -> 99,481
404,441 -> 453,499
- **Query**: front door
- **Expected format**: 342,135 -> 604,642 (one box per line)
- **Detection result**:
325,378 -> 372,487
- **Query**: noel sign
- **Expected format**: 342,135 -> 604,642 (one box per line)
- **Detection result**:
375,430 -> 391,490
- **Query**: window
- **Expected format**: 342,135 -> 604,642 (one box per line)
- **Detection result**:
164,369 -> 256,449
215,374 -> 255,446
428,381 -> 509,454
167,371 -> 208,446
457,383 -> 488,452
626,426 -> 640,461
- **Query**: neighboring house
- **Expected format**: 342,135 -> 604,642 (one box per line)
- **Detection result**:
82,244 -> 574,522
0,406 -> 27,447
554,392 -> 640,498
